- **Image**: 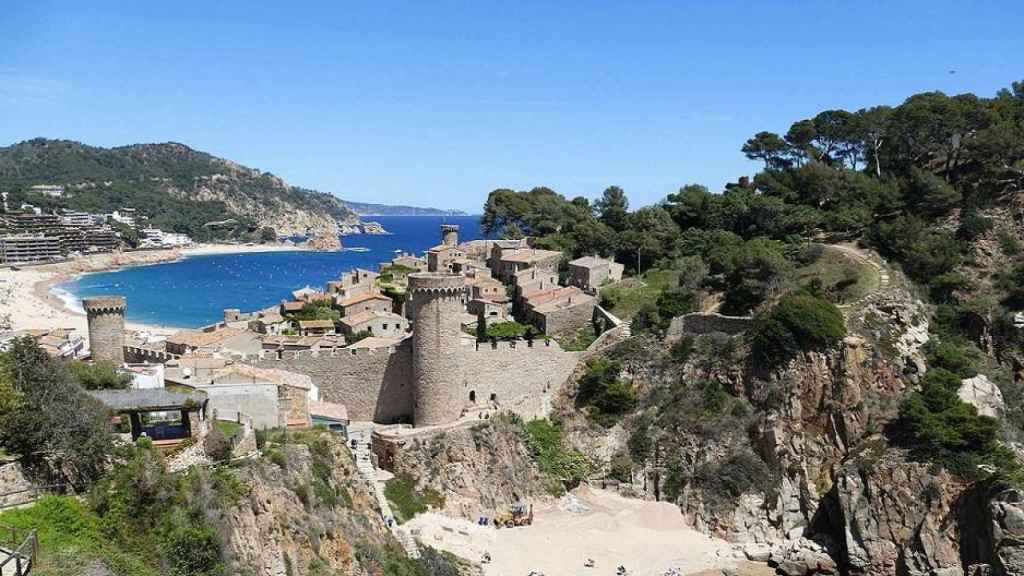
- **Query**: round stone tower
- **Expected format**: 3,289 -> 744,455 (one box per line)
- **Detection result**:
408,273 -> 466,426
440,224 -> 459,247
82,296 -> 126,365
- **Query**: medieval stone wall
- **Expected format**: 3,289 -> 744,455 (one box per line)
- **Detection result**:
453,339 -> 580,419
666,312 -> 754,337
248,344 -> 414,424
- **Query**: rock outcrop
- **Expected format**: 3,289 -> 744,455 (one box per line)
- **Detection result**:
960,374 -> 1005,418
218,438 -> 399,576
383,419 -> 552,519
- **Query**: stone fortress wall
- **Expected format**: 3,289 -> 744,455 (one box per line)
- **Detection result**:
251,343 -> 414,423
247,329 -> 582,426
666,312 -> 755,338
83,295 -> 126,364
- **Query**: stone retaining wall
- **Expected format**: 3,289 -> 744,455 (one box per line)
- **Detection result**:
667,312 -> 755,337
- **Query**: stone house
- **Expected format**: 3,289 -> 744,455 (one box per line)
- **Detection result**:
248,312 -> 290,335
427,243 -> 466,273
339,310 -> 409,339
468,298 -> 507,325
514,267 -> 560,300
165,359 -> 314,429
568,255 -> 624,292
390,253 -> 428,272
280,300 -> 306,315
297,319 -> 336,336
494,248 -> 562,282
469,275 -> 507,302
337,293 -> 394,317
525,286 -> 597,338
327,268 -> 380,301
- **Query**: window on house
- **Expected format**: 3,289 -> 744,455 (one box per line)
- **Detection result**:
469,390 -> 476,403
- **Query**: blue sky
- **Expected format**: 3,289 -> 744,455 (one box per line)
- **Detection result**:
1,2 -> 1020,213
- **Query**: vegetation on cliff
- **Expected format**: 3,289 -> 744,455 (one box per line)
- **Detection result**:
0,138 -> 360,242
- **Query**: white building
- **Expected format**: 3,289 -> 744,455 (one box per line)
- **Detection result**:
140,227 -> 192,248
108,210 -> 136,227
61,211 -> 98,227
30,185 -> 65,198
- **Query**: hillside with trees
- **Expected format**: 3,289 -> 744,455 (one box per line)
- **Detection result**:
0,139 -> 362,242
480,80 -> 1024,575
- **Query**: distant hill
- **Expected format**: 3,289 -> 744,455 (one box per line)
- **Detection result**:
0,138 -> 360,243
343,200 -> 468,216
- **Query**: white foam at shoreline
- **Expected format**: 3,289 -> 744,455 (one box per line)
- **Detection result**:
50,285 -> 86,315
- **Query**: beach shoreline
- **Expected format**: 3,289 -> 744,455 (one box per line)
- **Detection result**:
2,243 -> 308,336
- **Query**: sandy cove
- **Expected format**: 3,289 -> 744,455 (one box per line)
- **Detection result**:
405,485 -> 769,576
0,243 -> 308,336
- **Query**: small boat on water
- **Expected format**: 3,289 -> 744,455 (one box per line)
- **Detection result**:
344,247 -> 371,252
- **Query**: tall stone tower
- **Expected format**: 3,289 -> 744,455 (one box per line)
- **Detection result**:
83,296 -> 126,365
408,273 -> 466,426
440,224 -> 459,247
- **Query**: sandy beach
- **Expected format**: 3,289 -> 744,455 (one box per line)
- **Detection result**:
0,243 -> 307,336
405,486 -> 744,576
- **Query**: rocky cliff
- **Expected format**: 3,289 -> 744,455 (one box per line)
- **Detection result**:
213,433 -> 466,576
547,270 -> 1024,576
382,419 -> 553,520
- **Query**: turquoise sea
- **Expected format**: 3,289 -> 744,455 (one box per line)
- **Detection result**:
55,215 -> 483,329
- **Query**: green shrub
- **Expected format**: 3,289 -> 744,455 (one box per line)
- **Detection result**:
627,413 -> 653,461
384,475 -> 445,524
576,358 -> 636,425
520,419 -> 590,492
693,450 -> 772,514
924,337 -> 982,378
485,321 -> 535,340
894,367 -> 1002,477
750,291 -> 845,368
999,231 -> 1022,256
957,212 -> 993,241
66,360 -> 132,390
608,454 -> 633,482
669,336 -> 694,364
160,515 -> 224,576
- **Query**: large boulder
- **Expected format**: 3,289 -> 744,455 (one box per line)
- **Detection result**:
959,375 -> 1005,419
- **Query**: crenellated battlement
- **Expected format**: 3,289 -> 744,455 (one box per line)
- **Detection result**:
254,341 -> 411,362
124,345 -> 179,363
82,296 -> 127,315
407,272 -> 467,294
471,338 -> 565,353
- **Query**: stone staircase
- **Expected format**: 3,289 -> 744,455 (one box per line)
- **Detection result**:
350,429 -> 420,559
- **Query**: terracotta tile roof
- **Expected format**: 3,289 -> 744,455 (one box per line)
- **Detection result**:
297,319 -> 335,330
281,301 -> 306,312
167,328 -> 245,348
345,336 -> 405,349
337,292 -> 391,308
569,255 -> 612,269
500,248 -> 562,264
340,310 -> 405,328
